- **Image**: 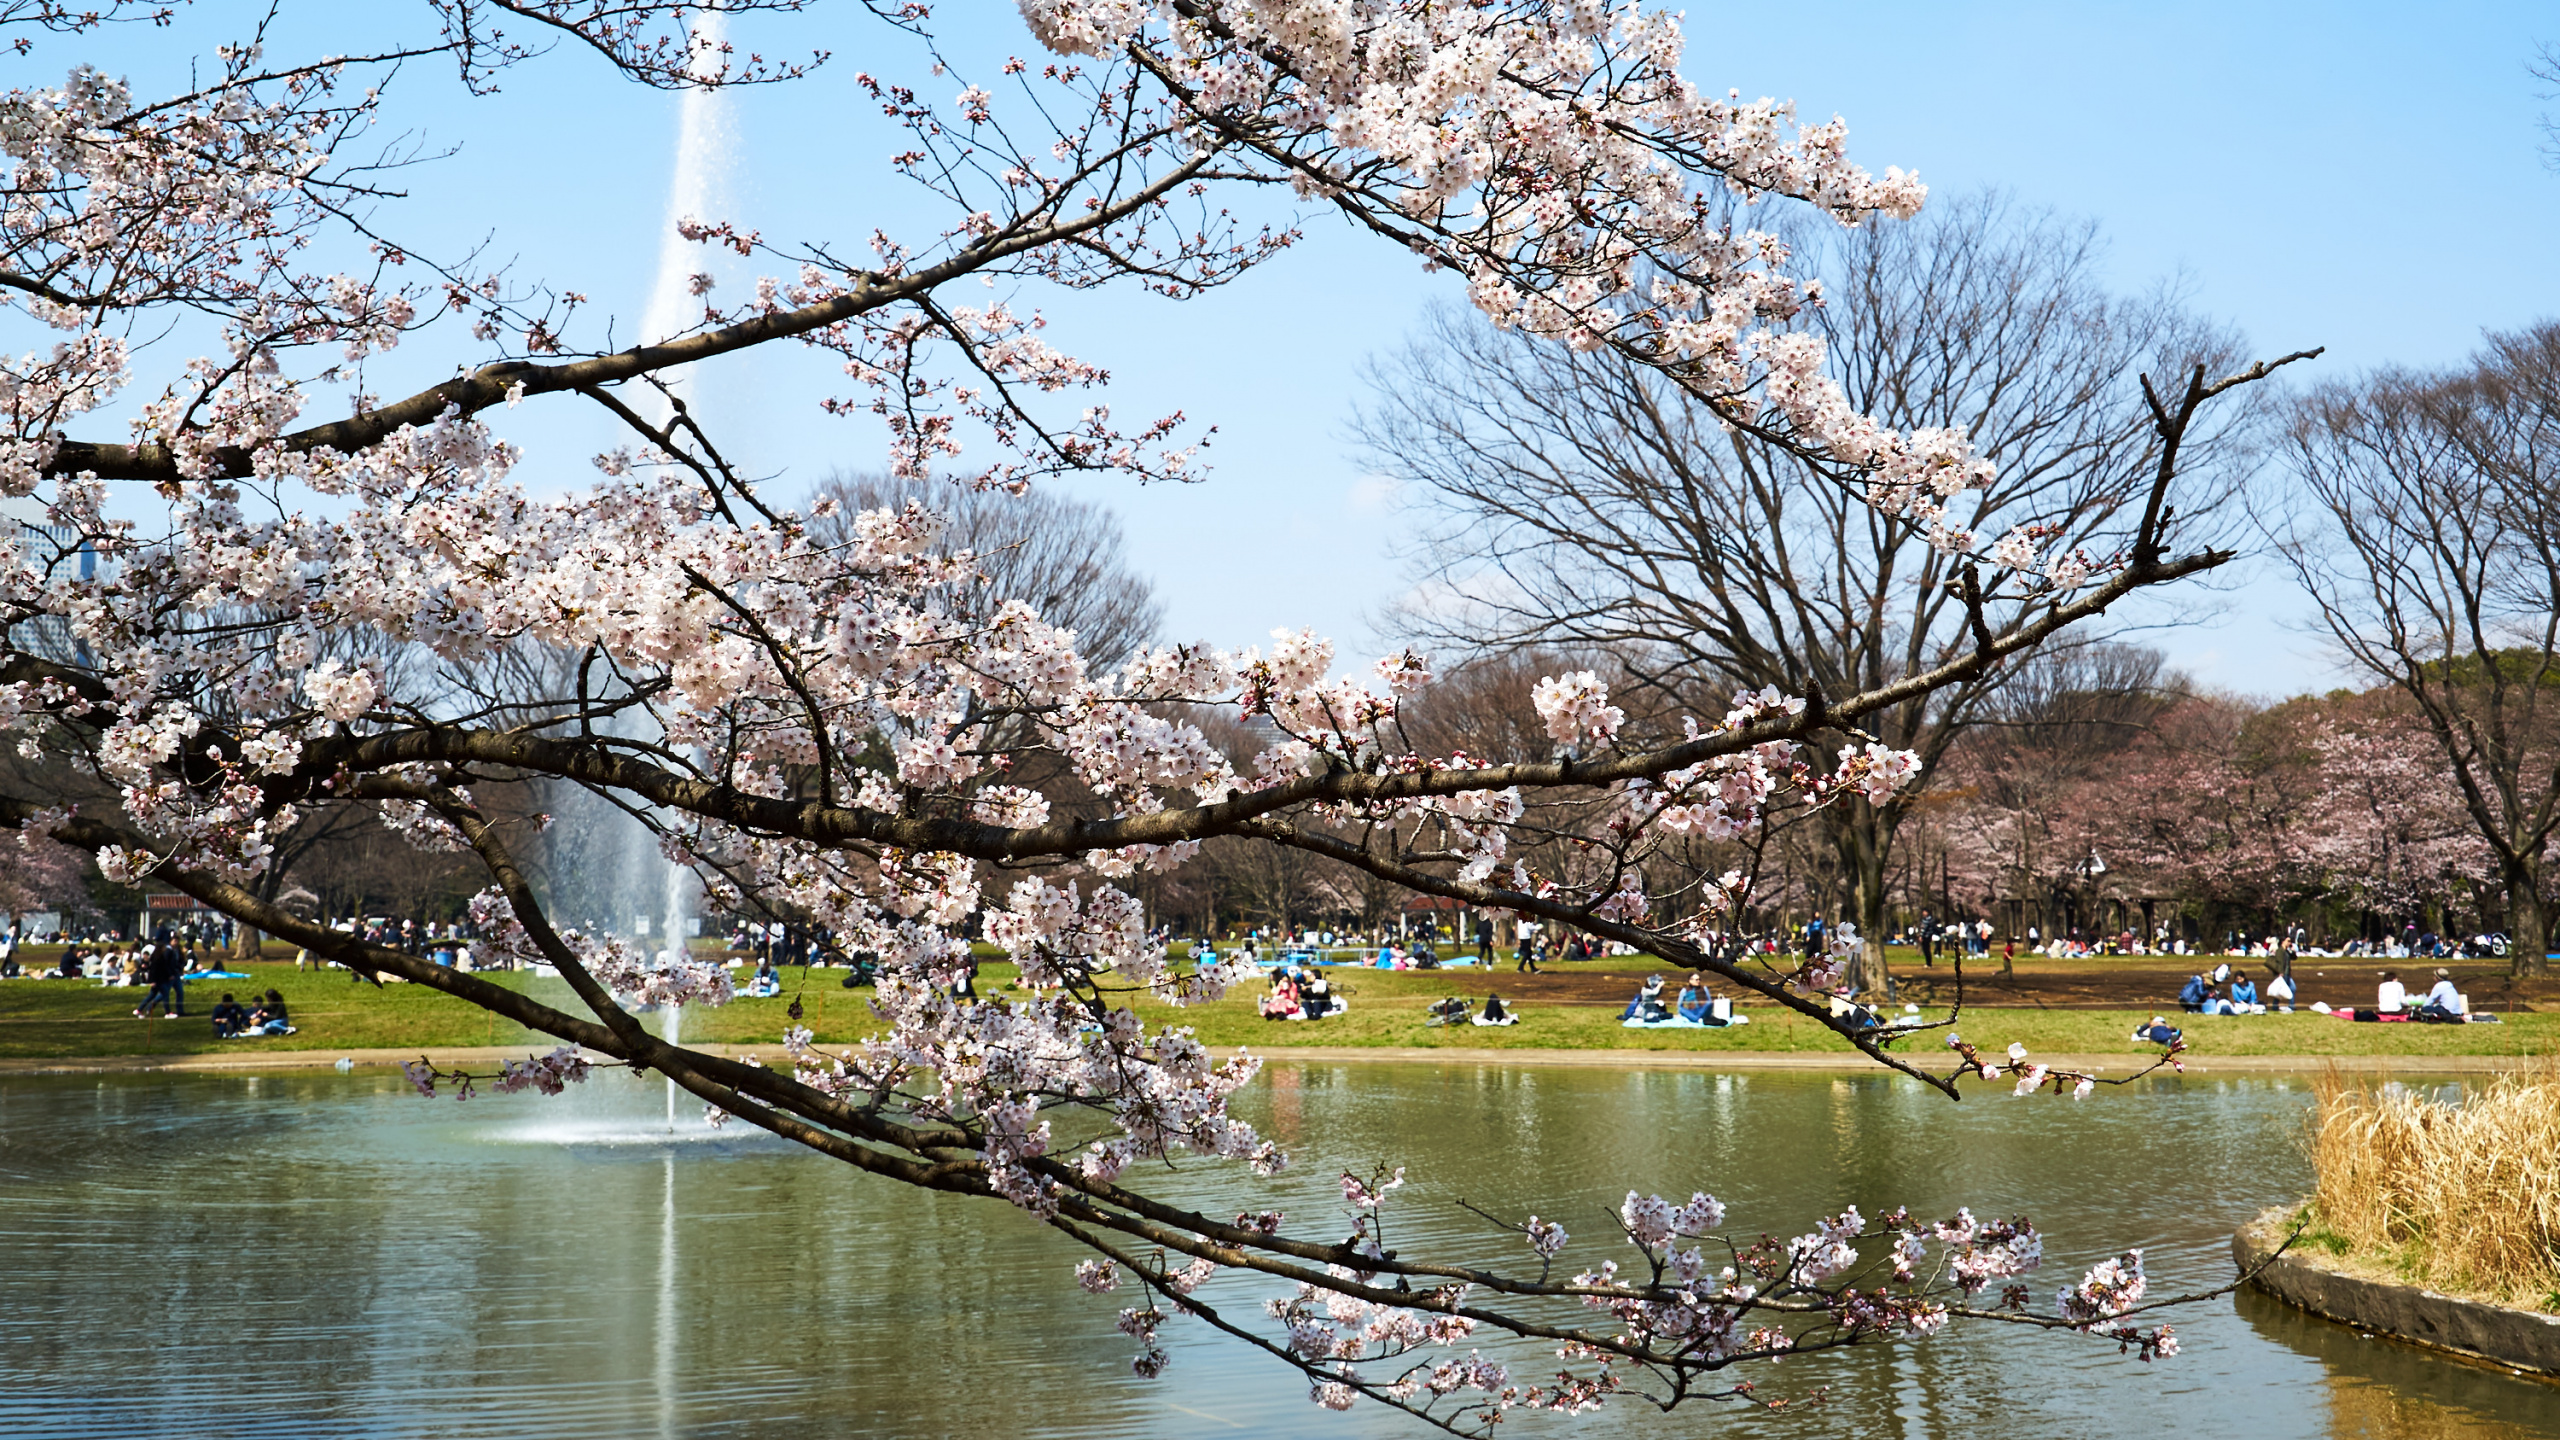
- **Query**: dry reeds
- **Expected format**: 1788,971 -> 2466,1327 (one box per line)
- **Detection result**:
2307,1062 -> 2560,1311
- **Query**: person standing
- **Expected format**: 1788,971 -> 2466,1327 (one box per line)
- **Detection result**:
132,930 -> 185,1020
1917,910 -> 1937,968
1515,932 -> 1541,974
1475,916 -> 1494,966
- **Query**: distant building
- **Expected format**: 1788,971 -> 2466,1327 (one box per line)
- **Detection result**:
1,494 -> 95,666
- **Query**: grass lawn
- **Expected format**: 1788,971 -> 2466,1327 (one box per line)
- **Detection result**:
2,954 -> 2548,1063
1115,966 -> 2555,1060
0,963 -> 554,1059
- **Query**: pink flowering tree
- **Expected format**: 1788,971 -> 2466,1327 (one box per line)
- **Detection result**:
0,2 -> 2301,1426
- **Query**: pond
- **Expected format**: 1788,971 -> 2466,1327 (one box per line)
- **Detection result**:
1,1061 -> 2554,1439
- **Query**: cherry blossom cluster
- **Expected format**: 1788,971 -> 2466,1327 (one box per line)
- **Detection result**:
399,1047 -> 603,1101
492,1046 -> 596,1097
1557,1191 -> 2007,1378
1946,1035 -> 2175,1102
791,973 -> 1281,1217
466,887 -> 736,1009
2052,1249 -> 2179,1360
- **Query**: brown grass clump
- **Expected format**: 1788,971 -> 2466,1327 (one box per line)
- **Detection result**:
2307,1062 -> 2560,1311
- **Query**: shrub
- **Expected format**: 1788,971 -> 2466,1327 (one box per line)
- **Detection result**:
2308,1063 -> 2560,1309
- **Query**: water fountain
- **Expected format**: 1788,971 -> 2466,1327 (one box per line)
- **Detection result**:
501,3 -> 731,1154
639,3 -> 736,403
660,852 -> 689,1134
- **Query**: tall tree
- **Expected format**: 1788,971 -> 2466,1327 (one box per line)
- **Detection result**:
1361,194 -> 2253,993
2278,321 -> 2560,975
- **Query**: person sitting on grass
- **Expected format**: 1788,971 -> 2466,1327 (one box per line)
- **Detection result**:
2417,968 -> 2466,1021
2131,1014 -> 2183,1045
210,993 -> 252,1037
1474,993 -> 1515,1026
1620,975 -> 1666,1021
1259,970 -> 1303,1020
2228,975 -> 2260,1011
2375,970 -> 2409,1015
1424,995 -> 1471,1025
1826,988 -> 1880,1029
1302,972 -> 1338,1020
2177,972 -> 2211,1013
1675,974 -> 1715,1024
240,989 -> 294,1036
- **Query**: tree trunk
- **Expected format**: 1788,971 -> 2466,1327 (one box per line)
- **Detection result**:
2506,853 -> 2549,978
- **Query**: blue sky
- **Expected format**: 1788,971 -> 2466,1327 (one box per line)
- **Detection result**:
94,2 -> 2560,697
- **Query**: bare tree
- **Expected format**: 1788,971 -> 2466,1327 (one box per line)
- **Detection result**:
1939,645 -> 2175,939
2276,321 -> 2560,975
809,472 -> 1162,673
1362,194 -> 2254,993
2536,41 -> 2560,171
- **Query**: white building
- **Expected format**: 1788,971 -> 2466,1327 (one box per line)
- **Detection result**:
1,493 -> 94,665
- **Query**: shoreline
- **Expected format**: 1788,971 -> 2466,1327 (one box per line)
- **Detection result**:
0,1044 -> 2539,1078
2235,1209 -> 2560,1377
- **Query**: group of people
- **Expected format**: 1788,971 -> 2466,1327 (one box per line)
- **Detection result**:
1,928 -> 227,989
2307,968 -> 2487,1023
1257,967 -> 1345,1021
2176,960 -> 2295,1015
1620,973 -> 1736,1027
209,990 -> 295,1038
0,942 -> 93,980
2175,958 -> 2494,1024
1367,940 -> 1443,969
1422,993 -> 1515,1026
1889,913 -> 1995,963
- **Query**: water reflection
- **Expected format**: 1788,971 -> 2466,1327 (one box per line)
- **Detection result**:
0,1064 -> 2553,1439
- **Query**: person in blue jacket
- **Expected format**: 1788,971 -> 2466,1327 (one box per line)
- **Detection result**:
1675,974 -> 1716,1024
2178,972 -> 2210,1012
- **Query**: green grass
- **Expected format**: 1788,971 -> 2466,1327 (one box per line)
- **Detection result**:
0,963 -> 553,1059
1113,970 -> 2556,1059
3,955 -> 2549,1062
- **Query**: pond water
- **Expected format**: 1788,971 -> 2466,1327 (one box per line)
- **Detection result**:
1,1062 -> 2554,1440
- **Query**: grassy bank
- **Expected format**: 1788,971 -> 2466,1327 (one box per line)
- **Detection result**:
2298,1063 -> 2560,1313
2,959 -> 2551,1062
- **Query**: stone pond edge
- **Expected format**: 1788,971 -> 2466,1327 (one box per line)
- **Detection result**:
0,1045 -> 2541,1076
2234,1208 -> 2560,1378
